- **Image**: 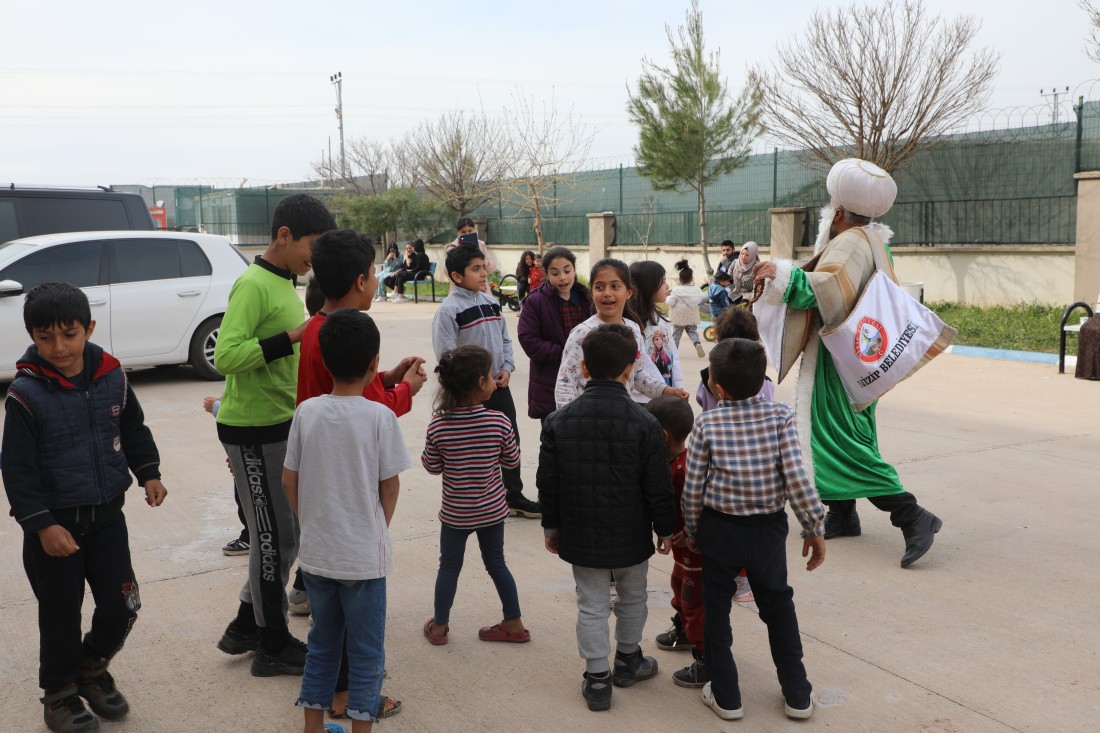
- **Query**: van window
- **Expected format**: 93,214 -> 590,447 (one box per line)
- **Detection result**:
0,202 -> 17,243
0,241 -> 104,290
19,198 -> 130,237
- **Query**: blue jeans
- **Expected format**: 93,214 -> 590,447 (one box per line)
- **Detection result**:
297,573 -> 386,723
433,521 -> 520,625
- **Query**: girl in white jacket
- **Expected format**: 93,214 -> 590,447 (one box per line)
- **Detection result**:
666,259 -> 708,357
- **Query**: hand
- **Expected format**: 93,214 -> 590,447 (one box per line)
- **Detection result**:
685,536 -> 700,554
670,530 -> 688,549
225,455 -> 234,476
288,319 -> 310,345
802,535 -> 826,571
144,479 -> 168,507
656,536 -> 672,555
661,386 -> 690,400
401,359 -> 428,396
382,357 -> 419,388
544,536 -> 559,554
38,524 -> 79,557
495,370 -> 511,388
202,395 -> 218,413
754,261 -> 777,284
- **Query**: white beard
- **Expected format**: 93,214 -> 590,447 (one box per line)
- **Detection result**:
814,205 -> 836,255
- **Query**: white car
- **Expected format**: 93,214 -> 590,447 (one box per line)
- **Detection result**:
0,230 -> 249,381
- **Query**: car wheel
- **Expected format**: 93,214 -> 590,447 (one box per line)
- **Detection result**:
189,316 -> 224,381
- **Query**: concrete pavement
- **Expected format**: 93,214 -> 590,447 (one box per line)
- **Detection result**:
2,297 -> 1098,732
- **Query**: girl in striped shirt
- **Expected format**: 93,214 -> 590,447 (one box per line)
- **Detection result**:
421,345 -> 531,646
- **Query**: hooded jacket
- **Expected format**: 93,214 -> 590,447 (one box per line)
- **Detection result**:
516,280 -> 593,418
2,342 -> 161,533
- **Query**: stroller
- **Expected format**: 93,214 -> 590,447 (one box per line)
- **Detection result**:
491,274 -> 522,312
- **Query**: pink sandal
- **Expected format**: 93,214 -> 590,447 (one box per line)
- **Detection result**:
423,618 -> 449,645
478,623 -> 531,643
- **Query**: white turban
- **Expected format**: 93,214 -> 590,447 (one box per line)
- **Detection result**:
826,158 -> 897,219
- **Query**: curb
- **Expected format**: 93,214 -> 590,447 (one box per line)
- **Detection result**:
945,344 -> 1069,367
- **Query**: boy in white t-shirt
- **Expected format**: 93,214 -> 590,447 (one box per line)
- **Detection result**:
283,308 -> 412,733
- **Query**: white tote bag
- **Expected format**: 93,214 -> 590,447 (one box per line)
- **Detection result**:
820,270 -> 956,411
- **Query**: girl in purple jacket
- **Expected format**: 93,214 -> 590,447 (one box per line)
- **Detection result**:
516,247 -> 594,420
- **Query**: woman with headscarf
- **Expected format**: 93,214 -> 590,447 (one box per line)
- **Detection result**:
728,241 -> 760,303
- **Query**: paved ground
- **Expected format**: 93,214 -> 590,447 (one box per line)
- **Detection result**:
2,297 -> 1099,732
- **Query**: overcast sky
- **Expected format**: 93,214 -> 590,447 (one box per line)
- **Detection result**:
3,0 -> 1097,187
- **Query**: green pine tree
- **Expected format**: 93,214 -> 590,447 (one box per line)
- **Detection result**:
627,0 -> 761,273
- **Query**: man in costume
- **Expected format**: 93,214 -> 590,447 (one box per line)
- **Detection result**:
754,158 -> 942,568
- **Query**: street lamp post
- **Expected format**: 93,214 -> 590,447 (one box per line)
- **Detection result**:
330,72 -> 347,182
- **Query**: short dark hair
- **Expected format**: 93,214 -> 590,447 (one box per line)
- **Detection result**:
304,277 -> 325,317
445,244 -> 484,282
645,395 -> 694,441
714,306 -> 760,342
581,324 -> 636,380
714,271 -> 732,284
721,239 -> 736,248
310,229 -> 377,300
23,281 -> 91,334
270,193 -> 336,240
318,308 -> 380,382
709,338 -> 766,400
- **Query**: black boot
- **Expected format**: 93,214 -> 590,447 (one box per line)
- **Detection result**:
823,503 -> 861,539
900,509 -> 943,568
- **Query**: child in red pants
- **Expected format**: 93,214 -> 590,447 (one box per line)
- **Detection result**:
646,397 -> 709,687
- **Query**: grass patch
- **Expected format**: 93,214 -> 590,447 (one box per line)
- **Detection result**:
927,302 -> 1084,354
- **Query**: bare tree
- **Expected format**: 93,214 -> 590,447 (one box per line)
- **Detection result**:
400,110 -> 511,217
749,0 -> 999,173
1083,1 -> 1100,63
500,93 -> 594,253
625,192 -> 658,258
312,138 -> 394,195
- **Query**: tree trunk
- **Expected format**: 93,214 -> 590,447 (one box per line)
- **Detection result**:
698,188 -> 712,275
532,183 -> 545,254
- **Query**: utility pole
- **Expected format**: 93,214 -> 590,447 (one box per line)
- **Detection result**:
1040,86 -> 1070,124
327,72 -> 345,182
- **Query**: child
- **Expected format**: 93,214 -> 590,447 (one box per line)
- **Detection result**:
708,272 -> 733,319
284,308 -> 412,733
538,324 -> 674,712
2,281 -> 168,733
445,217 -> 495,294
432,244 -> 541,518
682,338 -> 826,721
421,345 -> 530,646
515,250 -> 535,301
298,228 -> 427,720
516,246 -> 593,422
554,258 -> 689,409
645,396 -> 709,688
214,193 -> 335,677
202,394 -> 249,556
695,307 -> 775,411
666,259 -> 708,356
629,260 -> 682,392
529,254 -> 544,290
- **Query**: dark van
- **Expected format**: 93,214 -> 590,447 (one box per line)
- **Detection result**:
0,187 -> 156,244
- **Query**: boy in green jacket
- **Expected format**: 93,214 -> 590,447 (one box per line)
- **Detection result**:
213,193 -> 335,678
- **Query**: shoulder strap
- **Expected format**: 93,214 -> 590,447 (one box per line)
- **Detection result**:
852,227 -> 899,284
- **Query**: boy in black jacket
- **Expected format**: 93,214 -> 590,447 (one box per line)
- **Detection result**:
537,324 -> 674,712
2,282 -> 167,733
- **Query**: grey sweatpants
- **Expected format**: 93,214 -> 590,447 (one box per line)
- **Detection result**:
572,561 -> 650,674
224,441 -> 299,630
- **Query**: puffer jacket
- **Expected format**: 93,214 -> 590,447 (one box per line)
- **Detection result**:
537,380 -> 675,568
516,281 -> 592,418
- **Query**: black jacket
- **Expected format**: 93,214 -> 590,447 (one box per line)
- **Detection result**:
537,380 -> 675,568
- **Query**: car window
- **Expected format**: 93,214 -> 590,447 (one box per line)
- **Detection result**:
0,241 -> 36,268
115,238 -> 184,282
0,202 -> 17,243
18,198 -> 129,237
180,239 -> 213,277
0,241 -> 104,289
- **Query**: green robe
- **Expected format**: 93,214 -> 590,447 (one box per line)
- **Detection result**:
784,262 -> 905,501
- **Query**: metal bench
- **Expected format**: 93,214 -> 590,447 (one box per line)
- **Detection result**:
411,262 -> 438,304
1059,299 -> 1096,373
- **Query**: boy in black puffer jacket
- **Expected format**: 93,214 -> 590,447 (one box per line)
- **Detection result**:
537,324 -> 674,712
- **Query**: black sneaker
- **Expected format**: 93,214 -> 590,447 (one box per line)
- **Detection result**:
508,495 -> 542,518
42,686 -> 99,733
612,649 -> 658,687
581,672 -> 612,711
655,616 -> 691,651
217,620 -> 259,655
222,537 -> 250,556
672,655 -> 709,688
251,637 -> 307,677
77,657 -> 129,720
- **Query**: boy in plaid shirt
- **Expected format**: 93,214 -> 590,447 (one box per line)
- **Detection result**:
681,338 -> 826,722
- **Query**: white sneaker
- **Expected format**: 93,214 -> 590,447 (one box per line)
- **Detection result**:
392,297 -> 407,304
784,696 -> 814,720
702,682 -> 744,720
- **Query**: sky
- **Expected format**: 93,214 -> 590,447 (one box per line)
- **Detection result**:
2,0 -> 1098,187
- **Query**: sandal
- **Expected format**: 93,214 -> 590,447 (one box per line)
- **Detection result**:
329,695 -> 402,720
478,623 -> 531,643
323,724 -> 346,733
423,618 -> 449,645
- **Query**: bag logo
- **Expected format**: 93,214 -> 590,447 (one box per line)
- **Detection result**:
855,317 -> 888,363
